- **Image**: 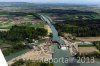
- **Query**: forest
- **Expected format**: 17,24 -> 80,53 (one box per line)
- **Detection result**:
55,19 -> 100,37
0,25 -> 47,56
0,25 -> 47,41
53,10 -> 100,37
40,9 -> 98,15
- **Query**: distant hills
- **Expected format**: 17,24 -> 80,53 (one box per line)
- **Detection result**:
0,2 -> 96,7
0,2 -> 100,7
0,2 -> 100,13
0,2 -> 35,7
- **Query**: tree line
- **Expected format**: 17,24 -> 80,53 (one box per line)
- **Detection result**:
0,25 -> 47,42
0,25 -> 48,56
55,19 -> 100,37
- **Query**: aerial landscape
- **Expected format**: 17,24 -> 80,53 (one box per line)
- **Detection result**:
0,0 -> 100,66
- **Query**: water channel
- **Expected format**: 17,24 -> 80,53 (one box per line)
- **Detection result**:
39,14 -> 71,66
39,14 -> 100,66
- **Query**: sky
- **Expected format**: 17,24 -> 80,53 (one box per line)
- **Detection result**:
0,0 -> 100,4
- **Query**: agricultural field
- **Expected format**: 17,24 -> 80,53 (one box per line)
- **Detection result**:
0,12 -> 48,58
0,14 -> 44,30
79,47 -> 99,54
0,21 -> 13,29
77,37 -> 100,42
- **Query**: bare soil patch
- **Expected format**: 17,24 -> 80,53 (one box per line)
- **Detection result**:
79,47 -> 99,54
77,37 -> 100,42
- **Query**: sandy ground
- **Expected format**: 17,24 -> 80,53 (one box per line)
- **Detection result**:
7,43 -> 52,65
77,37 -> 100,42
44,25 -> 52,35
79,47 -> 99,54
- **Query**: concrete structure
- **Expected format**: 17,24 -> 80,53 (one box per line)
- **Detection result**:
61,46 -> 67,50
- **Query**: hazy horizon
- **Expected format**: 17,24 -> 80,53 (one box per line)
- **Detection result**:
0,0 -> 100,5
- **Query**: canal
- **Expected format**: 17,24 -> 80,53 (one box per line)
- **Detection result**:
39,14 -> 100,66
39,14 -> 71,66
